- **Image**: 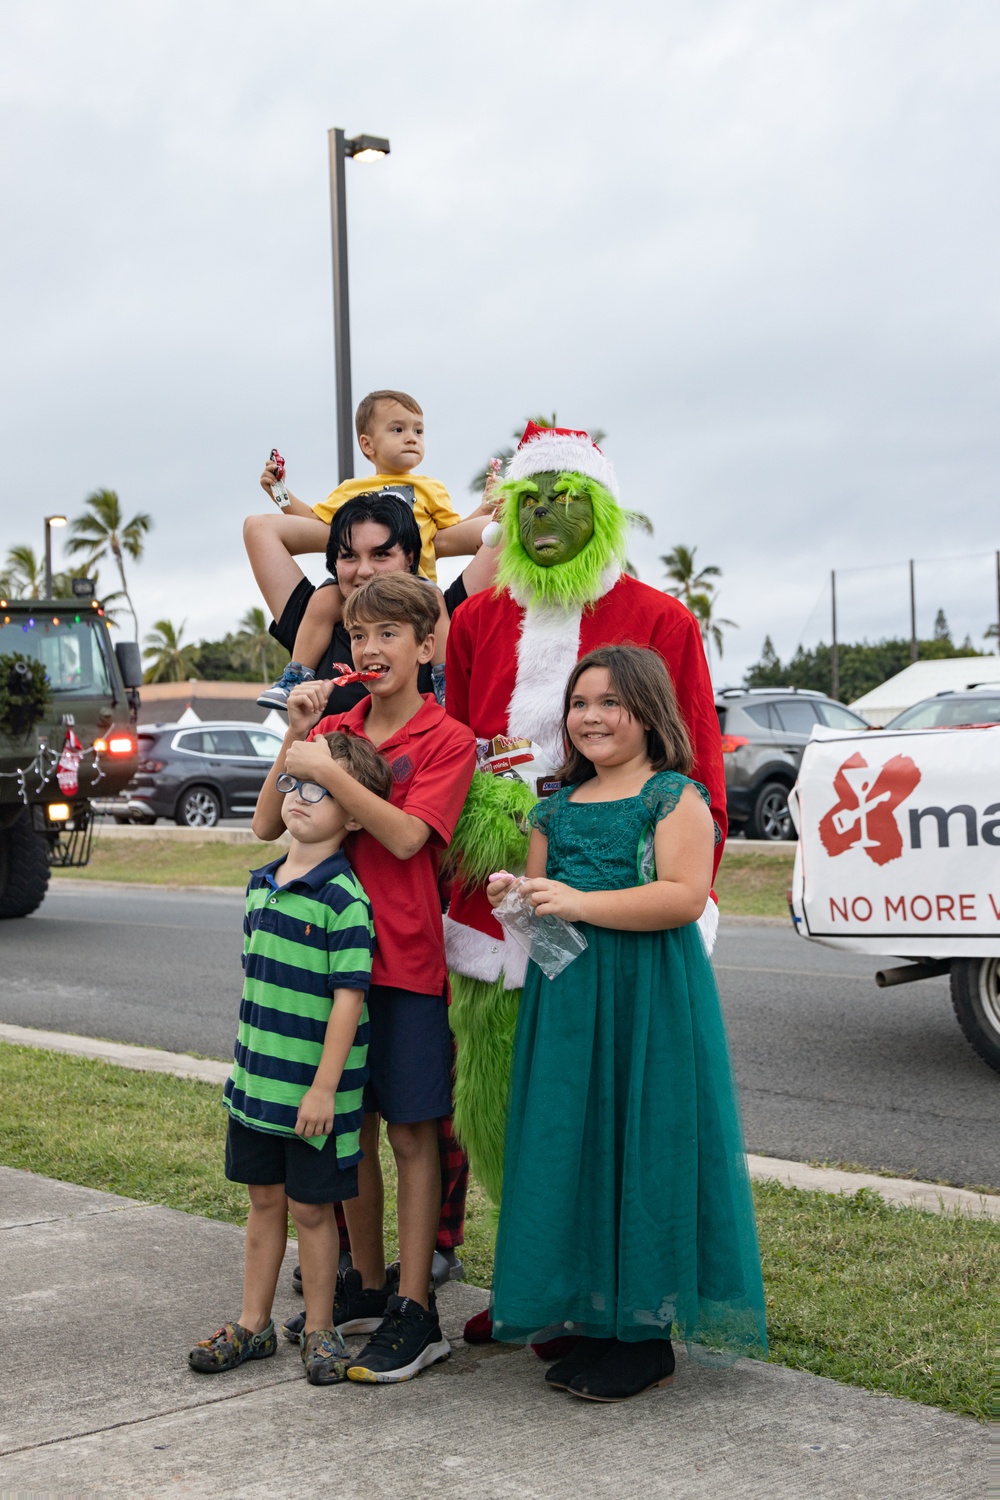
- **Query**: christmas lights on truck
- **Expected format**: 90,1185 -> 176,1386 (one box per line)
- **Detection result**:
0,584 -> 142,918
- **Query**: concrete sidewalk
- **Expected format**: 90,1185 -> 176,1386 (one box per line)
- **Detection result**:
0,1168 -> 986,1499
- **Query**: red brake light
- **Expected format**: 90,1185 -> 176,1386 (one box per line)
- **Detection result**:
720,735 -> 749,754
94,735 -> 136,756
138,758 -> 164,773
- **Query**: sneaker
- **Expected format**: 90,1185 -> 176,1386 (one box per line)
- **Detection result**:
283,1264 -> 400,1346
257,662 -> 316,710
291,1247 -> 352,1295
302,1328 -> 349,1385
431,1248 -> 464,1288
347,1294 -> 451,1384
188,1320 -> 276,1374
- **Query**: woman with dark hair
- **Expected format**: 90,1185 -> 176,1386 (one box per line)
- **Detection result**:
247,490 -> 496,721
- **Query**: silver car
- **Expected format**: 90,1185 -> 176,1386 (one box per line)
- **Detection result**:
716,688 -> 869,841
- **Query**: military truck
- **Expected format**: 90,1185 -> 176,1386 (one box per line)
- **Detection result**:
0,585 -> 143,918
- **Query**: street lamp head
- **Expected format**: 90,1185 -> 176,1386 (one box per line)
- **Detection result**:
345,133 -> 390,162
46,515 -> 68,528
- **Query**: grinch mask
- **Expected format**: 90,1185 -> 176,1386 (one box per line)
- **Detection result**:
516,472 -> 594,566
495,470 -> 630,610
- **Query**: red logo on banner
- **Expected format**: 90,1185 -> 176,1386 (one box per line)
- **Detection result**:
819,752 -> 921,866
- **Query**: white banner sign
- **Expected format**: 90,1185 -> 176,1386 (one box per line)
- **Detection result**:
791,725 -> 1000,957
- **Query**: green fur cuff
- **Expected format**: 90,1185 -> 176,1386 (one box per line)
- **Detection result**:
450,772 -> 535,891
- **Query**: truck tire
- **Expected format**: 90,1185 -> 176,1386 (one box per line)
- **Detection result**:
0,807 -> 51,919
175,785 -> 221,829
950,958 -> 1000,1074
745,780 -> 795,841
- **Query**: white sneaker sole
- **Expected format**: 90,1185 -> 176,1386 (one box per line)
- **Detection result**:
347,1336 -> 451,1384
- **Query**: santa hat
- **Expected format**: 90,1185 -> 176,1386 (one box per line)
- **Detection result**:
505,422 -> 620,501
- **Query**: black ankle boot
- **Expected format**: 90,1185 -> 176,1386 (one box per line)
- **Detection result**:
545,1337 -> 616,1391
567,1338 -> 675,1402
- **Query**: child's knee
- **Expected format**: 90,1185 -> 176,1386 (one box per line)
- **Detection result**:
287,1198 -> 332,1233
247,1182 -> 287,1214
387,1119 -> 437,1162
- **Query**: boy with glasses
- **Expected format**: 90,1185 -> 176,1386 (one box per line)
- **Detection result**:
189,732 -> 392,1386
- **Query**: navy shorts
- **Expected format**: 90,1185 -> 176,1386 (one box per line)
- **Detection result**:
363,985 -> 453,1124
225,1116 -> 359,1206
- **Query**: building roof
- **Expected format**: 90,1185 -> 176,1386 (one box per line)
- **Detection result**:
136,680 -> 276,727
849,657 -> 1000,725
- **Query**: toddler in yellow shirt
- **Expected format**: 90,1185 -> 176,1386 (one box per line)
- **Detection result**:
245,390 -> 498,709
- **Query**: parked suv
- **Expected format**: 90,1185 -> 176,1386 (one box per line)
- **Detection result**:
715,688 -> 869,840
883,688 -> 1000,730
94,720 -> 284,828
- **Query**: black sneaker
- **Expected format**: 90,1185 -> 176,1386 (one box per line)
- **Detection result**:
347,1294 -> 451,1384
291,1248 -> 352,1294
282,1264 -> 400,1345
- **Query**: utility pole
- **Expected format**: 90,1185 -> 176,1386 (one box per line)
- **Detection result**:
831,569 -> 840,700
995,550 -> 1000,655
909,558 -> 918,663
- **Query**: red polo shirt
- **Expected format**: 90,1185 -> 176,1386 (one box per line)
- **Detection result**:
310,695 -> 476,995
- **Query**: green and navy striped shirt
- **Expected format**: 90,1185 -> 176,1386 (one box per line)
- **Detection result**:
224,851 -> 374,1163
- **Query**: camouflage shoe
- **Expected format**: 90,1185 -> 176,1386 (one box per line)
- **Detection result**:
302,1327 -> 349,1386
189,1320 -> 277,1373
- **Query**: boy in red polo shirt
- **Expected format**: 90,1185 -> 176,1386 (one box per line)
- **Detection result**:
252,574 -> 476,1384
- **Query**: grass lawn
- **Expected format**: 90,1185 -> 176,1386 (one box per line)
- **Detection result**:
715,849 -> 795,918
52,837 -> 284,888
1,1042 -> 993,1421
57,838 -> 797,919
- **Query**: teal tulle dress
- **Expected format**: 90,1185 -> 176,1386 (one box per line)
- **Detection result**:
491,771 -> 768,1361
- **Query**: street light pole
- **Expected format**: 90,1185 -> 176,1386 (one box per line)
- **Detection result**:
43,515 -> 67,598
831,569 -> 839,701
328,129 -> 391,485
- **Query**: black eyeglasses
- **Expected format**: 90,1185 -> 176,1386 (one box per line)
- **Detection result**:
275,773 -> 332,803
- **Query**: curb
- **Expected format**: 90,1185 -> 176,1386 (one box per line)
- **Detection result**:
2,1023 -> 997,1221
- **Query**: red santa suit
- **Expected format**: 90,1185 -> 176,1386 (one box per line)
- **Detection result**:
444,567 -> 727,987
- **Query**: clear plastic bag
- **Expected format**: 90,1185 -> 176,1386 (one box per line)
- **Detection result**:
492,880 -> 588,981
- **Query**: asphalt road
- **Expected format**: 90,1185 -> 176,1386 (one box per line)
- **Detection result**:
4,884 -> 998,1190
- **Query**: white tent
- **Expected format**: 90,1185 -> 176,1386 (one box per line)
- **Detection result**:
262,709 -> 287,733
850,657 -> 1000,726
175,705 -> 201,725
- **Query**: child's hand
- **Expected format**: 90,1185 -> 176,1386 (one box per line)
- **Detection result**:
285,734 -> 334,784
259,458 -> 281,499
520,878 -> 585,922
286,680 -> 334,736
295,1084 -> 335,1138
486,870 -> 518,908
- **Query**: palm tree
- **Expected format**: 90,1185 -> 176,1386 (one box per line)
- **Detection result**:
688,590 -> 738,669
660,545 -> 722,610
2,544 -> 45,598
142,619 -> 200,683
65,489 -> 152,641
985,622 -> 998,648
469,415 -> 608,493
237,606 -> 279,684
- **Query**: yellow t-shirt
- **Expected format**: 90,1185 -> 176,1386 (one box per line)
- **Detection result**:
312,474 -> 460,583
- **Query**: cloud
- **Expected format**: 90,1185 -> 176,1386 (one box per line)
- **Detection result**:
3,0 -> 998,685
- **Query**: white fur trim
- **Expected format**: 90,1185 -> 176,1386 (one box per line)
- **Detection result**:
697,897 -> 720,956
444,914 -> 528,988
505,602 -> 583,765
506,434 -> 620,501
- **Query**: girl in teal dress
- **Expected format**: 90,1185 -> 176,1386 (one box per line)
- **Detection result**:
487,645 -> 767,1402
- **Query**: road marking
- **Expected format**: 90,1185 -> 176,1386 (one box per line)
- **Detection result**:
714,964 -> 876,980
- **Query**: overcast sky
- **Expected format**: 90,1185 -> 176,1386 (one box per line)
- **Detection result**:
4,0 -> 998,690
